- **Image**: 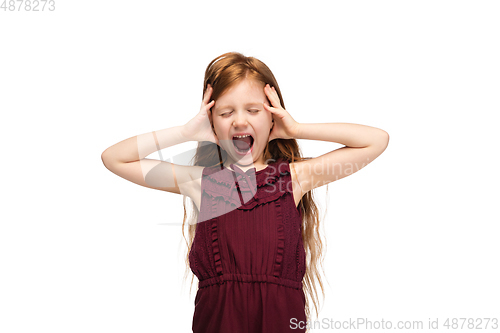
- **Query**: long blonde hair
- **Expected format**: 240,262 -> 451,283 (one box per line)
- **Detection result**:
181,52 -> 327,330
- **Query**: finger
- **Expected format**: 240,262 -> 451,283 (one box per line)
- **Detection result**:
205,87 -> 212,103
203,85 -> 212,102
265,85 -> 280,108
207,100 -> 215,110
263,102 -> 277,113
264,84 -> 274,98
203,99 -> 215,113
263,88 -> 272,103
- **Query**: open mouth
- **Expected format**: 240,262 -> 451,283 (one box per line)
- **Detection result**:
232,134 -> 254,155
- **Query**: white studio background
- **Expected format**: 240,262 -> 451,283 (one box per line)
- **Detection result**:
1,1 -> 499,332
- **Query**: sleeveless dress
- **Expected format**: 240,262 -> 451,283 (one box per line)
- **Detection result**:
189,157 -> 307,333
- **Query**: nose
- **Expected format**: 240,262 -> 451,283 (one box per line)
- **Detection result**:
232,112 -> 248,127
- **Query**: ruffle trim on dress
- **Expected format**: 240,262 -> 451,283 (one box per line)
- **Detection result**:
273,198 -> 285,277
211,199 -> 223,275
201,158 -> 292,211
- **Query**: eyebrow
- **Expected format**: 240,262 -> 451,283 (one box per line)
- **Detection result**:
216,102 -> 263,112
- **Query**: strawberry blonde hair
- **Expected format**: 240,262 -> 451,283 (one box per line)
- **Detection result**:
181,52 -> 327,330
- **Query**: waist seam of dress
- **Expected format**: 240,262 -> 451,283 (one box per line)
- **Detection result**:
197,272 -> 303,290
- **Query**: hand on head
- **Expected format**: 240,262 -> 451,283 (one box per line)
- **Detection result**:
182,84 -> 219,145
263,84 -> 300,141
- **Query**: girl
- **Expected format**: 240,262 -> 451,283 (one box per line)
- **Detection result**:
101,52 -> 389,333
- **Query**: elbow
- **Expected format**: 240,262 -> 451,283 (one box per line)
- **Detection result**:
381,130 -> 389,144
370,130 -> 389,151
378,131 -> 390,150
101,149 -> 112,169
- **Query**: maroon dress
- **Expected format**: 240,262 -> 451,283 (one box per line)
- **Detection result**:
189,157 -> 307,333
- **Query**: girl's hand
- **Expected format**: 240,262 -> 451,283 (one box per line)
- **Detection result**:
263,84 -> 300,142
182,84 -> 219,145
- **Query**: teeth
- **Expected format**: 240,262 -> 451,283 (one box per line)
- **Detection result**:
233,134 -> 251,139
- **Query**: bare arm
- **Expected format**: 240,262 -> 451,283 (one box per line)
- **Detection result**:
100,125 -> 200,195
101,83 -> 218,200
262,84 -> 389,200
296,122 -> 389,148
102,125 -> 187,164
292,123 -> 389,194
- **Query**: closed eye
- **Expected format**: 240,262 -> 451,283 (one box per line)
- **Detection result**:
220,110 -> 260,116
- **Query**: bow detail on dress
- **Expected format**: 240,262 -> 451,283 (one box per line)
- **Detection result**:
229,163 -> 258,205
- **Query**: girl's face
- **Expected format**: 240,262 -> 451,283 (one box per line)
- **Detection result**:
211,78 -> 274,168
